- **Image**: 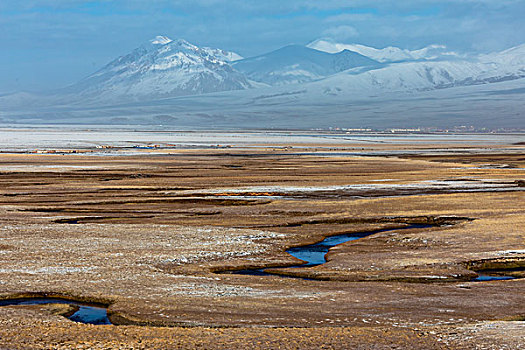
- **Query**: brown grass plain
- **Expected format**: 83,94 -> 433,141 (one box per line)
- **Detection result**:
0,138 -> 523,349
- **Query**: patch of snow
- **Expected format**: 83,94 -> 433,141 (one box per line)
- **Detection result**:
497,250 -> 525,255
0,266 -> 97,274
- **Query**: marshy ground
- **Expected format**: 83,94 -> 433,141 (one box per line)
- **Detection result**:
0,132 -> 523,349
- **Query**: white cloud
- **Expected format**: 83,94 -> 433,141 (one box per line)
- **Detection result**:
322,25 -> 359,41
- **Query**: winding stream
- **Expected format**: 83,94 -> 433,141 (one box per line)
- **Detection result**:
231,224 -> 433,277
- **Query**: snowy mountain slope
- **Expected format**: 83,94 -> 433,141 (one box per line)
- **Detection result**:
59,36 -> 250,102
232,45 -> 379,85
304,60 -> 515,96
479,44 -> 525,78
307,39 -> 460,62
200,47 -> 243,62
321,45 -> 525,94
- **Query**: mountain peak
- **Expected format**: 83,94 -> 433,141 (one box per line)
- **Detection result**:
150,35 -> 173,45
139,36 -> 197,54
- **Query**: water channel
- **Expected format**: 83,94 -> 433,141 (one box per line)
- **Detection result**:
0,298 -> 111,325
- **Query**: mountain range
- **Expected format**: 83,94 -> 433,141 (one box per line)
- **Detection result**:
0,35 -> 524,129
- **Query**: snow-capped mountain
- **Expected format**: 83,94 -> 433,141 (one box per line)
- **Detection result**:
60,36 -> 250,102
307,39 -> 461,63
232,45 -> 379,85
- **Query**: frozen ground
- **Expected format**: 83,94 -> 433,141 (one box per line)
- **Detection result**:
0,128 -> 524,152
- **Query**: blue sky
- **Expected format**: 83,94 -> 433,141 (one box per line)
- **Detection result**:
1,0 -> 524,93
